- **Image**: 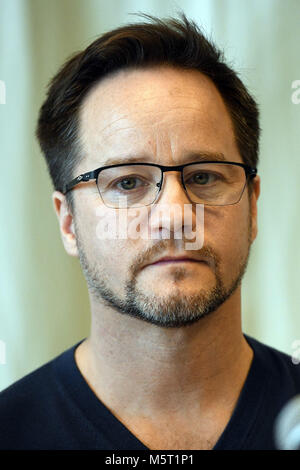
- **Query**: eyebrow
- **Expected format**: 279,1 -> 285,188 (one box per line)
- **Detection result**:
102,151 -> 227,167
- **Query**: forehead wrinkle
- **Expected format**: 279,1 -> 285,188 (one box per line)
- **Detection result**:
95,113 -> 226,148
85,103 -> 214,141
95,115 -> 130,136
81,110 -> 234,163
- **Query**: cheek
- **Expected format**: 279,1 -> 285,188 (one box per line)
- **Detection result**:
95,234 -> 137,290
204,202 -> 250,273
74,195 -> 141,294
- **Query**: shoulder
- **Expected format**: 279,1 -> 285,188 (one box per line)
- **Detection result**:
0,354 -> 59,404
0,345 -> 76,449
245,334 -> 300,389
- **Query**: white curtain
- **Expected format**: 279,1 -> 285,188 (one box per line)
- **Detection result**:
1,0 -> 300,391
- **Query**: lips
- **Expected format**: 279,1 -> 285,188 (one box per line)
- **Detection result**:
147,256 -> 205,267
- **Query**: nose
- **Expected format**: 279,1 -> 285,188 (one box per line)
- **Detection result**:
155,171 -> 190,204
148,171 -> 195,240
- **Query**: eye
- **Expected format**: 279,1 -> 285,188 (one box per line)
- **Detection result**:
118,177 -> 137,190
188,172 -> 219,185
115,176 -> 148,191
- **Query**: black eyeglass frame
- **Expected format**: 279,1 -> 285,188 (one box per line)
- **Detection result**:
62,160 -> 257,206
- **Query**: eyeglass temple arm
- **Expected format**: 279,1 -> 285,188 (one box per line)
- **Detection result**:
247,167 -> 257,178
62,170 -> 97,194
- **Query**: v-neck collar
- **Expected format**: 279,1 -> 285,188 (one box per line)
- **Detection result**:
53,334 -> 268,450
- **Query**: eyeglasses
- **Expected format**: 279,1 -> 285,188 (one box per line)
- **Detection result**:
62,161 -> 257,208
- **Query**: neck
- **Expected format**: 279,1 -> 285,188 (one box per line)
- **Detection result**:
75,286 -> 253,421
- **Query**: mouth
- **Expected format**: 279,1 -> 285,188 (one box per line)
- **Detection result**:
146,257 -> 207,268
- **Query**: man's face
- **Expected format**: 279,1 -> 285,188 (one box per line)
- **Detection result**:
65,65 -> 259,328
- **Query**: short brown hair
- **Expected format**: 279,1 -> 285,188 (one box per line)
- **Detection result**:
36,12 -> 260,207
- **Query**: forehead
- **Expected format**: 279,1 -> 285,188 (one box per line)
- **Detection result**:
78,66 -> 241,167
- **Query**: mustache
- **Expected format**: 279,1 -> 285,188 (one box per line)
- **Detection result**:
130,240 -> 220,277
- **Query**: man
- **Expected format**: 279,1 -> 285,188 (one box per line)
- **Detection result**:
0,13 -> 299,450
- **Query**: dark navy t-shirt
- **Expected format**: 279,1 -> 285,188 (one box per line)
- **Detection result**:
0,334 -> 299,450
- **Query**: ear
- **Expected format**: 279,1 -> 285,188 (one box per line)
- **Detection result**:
52,191 -> 78,257
249,175 -> 260,243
